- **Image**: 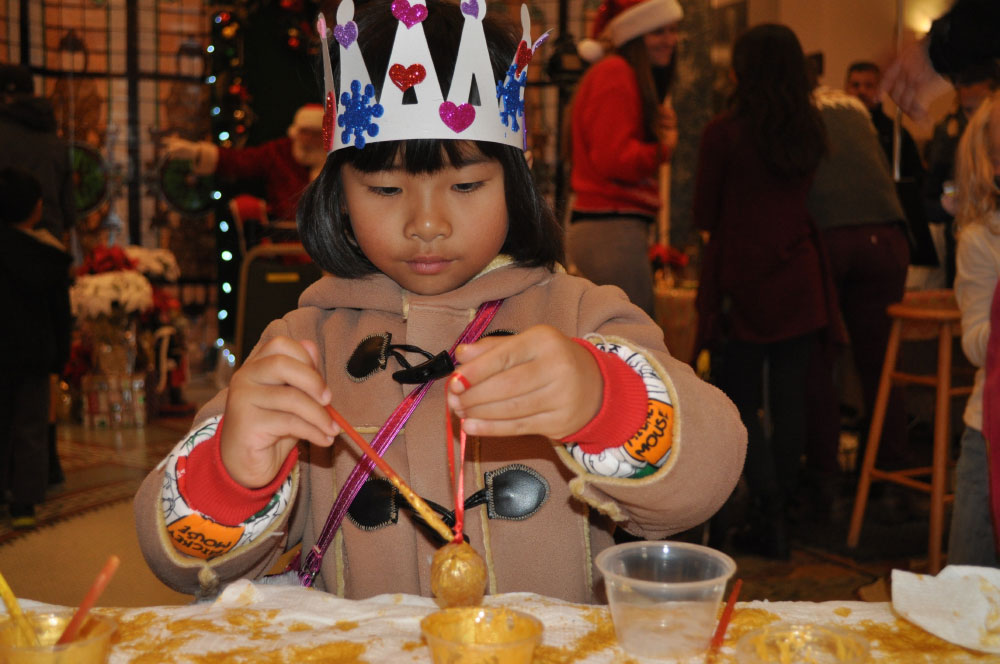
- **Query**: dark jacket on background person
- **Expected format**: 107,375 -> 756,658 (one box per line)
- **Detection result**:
0,95 -> 75,238
0,224 -> 72,374
868,103 -> 924,182
924,108 -> 965,226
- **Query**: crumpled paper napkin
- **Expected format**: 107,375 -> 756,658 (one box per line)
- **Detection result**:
892,565 -> 1000,654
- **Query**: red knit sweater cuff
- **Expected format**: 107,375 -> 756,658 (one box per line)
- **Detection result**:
560,339 -> 648,453
181,418 -> 299,527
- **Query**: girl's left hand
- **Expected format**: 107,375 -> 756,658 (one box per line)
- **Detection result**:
447,325 -> 603,440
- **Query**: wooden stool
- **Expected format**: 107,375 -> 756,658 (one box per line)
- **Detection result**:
846,289 -> 973,573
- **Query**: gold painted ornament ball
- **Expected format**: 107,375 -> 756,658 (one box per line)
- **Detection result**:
430,541 -> 487,608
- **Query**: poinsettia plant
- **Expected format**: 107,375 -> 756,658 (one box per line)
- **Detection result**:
125,245 -> 181,283
67,244 -> 154,379
648,243 -> 689,272
649,243 -> 694,288
77,244 -> 137,276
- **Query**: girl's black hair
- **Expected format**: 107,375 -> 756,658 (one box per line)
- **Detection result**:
617,36 -> 675,142
298,0 -> 562,278
730,23 -> 826,179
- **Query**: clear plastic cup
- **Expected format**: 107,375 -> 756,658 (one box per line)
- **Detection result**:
0,610 -> 116,664
421,606 -> 542,664
736,623 -> 870,663
595,540 -> 736,660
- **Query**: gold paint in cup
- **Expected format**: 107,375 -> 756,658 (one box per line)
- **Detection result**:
0,610 -> 116,664
421,606 -> 542,664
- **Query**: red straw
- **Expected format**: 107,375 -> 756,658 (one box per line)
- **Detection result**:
709,578 -> 742,651
56,554 -> 120,645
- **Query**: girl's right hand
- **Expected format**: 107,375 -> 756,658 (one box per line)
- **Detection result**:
220,337 -> 339,489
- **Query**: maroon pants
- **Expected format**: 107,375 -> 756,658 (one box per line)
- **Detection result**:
806,222 -> 911,474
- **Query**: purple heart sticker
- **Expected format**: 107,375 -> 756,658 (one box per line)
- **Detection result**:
460,0 -> 479,19
439,102 -> 476,133
333,21 -> 357,48
391,0 -> 428,28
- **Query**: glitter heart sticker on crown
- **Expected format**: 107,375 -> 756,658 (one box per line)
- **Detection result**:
317,0 -> 550,152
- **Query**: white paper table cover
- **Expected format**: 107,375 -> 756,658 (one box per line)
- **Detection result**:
892,565 -> 1000,655
5,579 -> 992,662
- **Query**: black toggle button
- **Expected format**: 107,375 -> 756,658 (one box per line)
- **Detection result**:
391,350 -> 455,384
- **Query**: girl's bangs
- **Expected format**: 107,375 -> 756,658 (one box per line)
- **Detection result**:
343,139 -> 505,174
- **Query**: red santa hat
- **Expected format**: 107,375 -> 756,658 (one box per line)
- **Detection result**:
577,0 -> 683,63
288,103 -> 324,138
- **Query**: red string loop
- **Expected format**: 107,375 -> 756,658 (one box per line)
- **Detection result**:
446,379 -> 466,544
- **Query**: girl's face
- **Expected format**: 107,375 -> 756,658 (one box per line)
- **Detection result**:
643,24 -> 678,68
341,149 -> 509,295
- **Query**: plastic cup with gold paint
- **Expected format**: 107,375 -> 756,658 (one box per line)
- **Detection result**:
0,610 -> 116,664
421,606 -> 543,664
595,541 -> 736,660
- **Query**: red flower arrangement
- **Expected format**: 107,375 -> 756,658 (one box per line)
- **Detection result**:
77,244 -> 138,276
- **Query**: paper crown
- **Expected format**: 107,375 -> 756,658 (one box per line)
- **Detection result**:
318,0 -> 547,152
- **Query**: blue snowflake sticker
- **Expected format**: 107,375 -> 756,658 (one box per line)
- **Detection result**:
338,80 -> 383,148
496,64 -> 526,133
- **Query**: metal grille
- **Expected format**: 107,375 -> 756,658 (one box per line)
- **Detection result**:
1,0 -> 213,252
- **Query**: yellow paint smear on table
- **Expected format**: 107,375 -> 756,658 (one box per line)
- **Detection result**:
178,640 -> 366,664
532,606 -> 637,664
720,607 -> 781,643
333,620 -> 359,632
858,618 -> 994,661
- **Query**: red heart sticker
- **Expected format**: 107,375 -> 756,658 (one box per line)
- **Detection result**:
514,40 -> 531,75
389,63 -> 427,92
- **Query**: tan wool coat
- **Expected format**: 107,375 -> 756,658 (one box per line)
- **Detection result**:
134,263 -> 747,603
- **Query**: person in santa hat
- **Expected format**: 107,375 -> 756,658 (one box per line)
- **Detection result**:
163,103 -> 327,223
566,0 -> 682,317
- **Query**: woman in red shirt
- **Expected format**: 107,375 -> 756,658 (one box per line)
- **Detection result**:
567,0 -> 681,316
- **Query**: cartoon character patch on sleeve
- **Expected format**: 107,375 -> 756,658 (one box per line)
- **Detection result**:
568,338 -> 674,479
161,415 -> 292,560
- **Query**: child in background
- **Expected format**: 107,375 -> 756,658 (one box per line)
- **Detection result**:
0,168 -> 72,529
135,0 -> 745,602
947,90 -> 1000,567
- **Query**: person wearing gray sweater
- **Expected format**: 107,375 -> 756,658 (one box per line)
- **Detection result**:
803,87 -> 911,509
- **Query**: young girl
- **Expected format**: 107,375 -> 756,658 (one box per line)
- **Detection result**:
947,90 -> 1000,567
135,0 -> 745,603
566,0 -> 681,316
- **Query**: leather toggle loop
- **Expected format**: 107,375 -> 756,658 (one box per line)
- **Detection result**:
391,350 -> 455,384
